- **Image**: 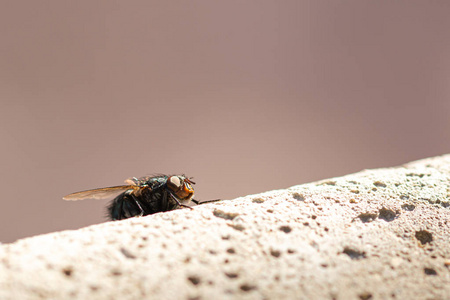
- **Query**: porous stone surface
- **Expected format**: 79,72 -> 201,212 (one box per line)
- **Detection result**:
1,156 -> 450,300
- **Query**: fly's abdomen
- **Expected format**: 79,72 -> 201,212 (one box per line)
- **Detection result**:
107,192 -> 144,220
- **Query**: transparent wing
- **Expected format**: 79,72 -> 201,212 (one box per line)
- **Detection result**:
124,177 -> 139,185
63,186 -> 135,201
124,175 -> 157,186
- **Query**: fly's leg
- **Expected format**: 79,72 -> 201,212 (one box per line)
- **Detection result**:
161,190 -> 170,211
169,193 -> 193,210
129,192 -> 145,217
191,199 -> 221,205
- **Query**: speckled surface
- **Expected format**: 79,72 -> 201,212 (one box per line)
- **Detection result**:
1,155 -> 450,299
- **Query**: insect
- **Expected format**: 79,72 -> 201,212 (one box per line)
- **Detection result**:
63,174 -> 217,220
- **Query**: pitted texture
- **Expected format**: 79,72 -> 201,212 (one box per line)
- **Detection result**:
1,155 -> 450,299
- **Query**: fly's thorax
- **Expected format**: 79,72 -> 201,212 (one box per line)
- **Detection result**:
166,175 -> 195,203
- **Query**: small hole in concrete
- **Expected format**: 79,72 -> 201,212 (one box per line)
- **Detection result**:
424,268 -> 437,276
359,292 -> 373,300
120,247 -> 137,259
226,248 -> 236,254
358,212 -> 377,223
270,249 -> 281,258
230,224 -> 245,231
351,190 -> 360,194
303,222 -> 309,226
287,249 -> 296,254
373,181 -> 386,188
415,230 -> 433,245
240,284 -> 257,292
252,198 -> 264,203
279,226 -> 292,233
62,267 -> 73,277
89,285 -> 99,291
267,209 -> 274,213
187,275 -> 201,285
322,181 -> 336,186
343,247 -> 366,260
406,173 -> 425,178
378,208 -> 397,222
213,209 -> 239,220
401,204 -> 415,211
292,193 -> 305,201
224,272 -> 239,279
311,215 -> 317,220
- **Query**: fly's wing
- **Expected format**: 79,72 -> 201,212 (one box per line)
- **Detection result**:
124,177 -> 139,185
124,175 -> 159,186
63,186 -> 135,201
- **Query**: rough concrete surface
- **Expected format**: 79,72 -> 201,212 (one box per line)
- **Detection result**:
1,155 -> 450,300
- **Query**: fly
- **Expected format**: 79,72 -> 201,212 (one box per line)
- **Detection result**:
63,174 -> 218,220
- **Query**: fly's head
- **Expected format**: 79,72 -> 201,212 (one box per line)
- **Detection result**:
166,175 -> 195,203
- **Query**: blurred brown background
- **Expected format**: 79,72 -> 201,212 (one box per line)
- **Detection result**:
1,1 -> 449,243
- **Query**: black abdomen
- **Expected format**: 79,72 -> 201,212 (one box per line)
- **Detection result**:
107,185 -> 179,220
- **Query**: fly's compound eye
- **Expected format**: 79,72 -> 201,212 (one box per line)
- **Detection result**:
167,176 -> 194,200
167,176 -> 182,191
